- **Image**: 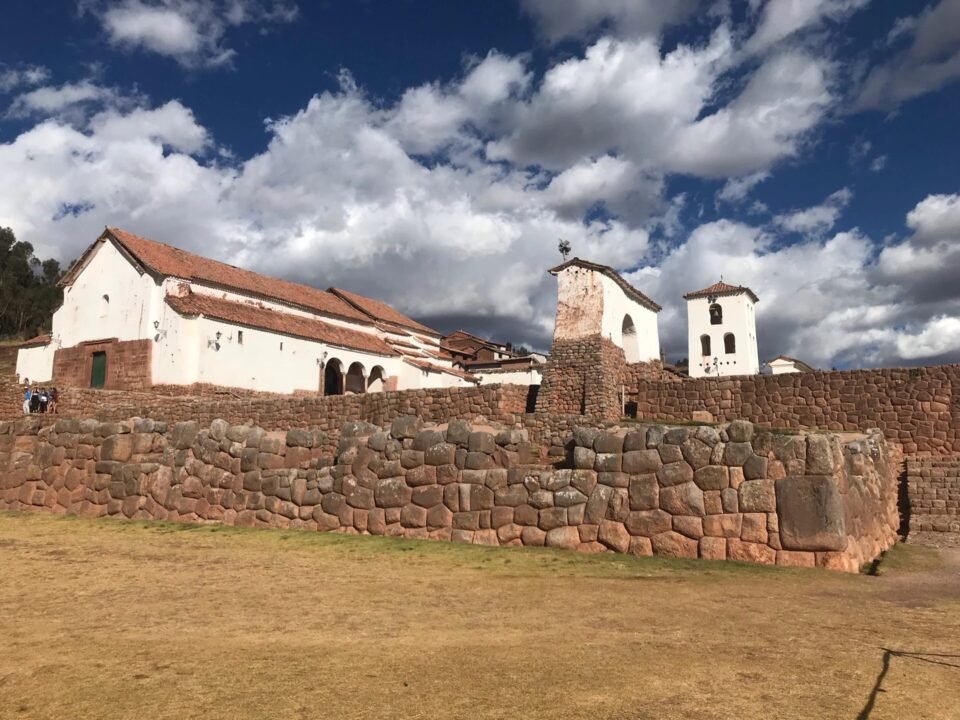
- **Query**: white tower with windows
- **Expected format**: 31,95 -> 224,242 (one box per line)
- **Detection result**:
684,281 -> 759,378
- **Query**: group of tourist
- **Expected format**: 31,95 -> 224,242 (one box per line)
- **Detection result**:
21,380 -> 59,415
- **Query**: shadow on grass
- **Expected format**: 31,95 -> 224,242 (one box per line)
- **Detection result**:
0,509 -> 827,582
857,649 -> 960,719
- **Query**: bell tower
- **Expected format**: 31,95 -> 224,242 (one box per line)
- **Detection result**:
684,281 -> 759,378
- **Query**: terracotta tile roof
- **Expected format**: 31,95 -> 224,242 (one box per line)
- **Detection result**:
94,228 -> 371,324
329,287 -> 440,337
766,355 -> 815,372
683,280 -> 759,303
19,334 -> 51,348
165,292 -> 397,357
403,358 -> 479,383
547,257 -> 662,312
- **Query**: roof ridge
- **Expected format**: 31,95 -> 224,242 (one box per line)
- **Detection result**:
547,256 -> 662,313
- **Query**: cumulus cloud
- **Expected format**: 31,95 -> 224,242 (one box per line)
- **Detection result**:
520,0 -> 701,42
82,0 -> 298,68
855,0 -> 960,109
744,0 -> 871,55
6,80 -> 139,124
717,171 -> 770,204
774,187 -> 852,235
0,64 -> 51,93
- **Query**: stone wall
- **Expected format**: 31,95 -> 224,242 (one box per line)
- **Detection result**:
52,339 -> 152,391
907,456 -> 960,533
629,365 -> 960,454
0,415 -> 899,572
1,384 -> 530,457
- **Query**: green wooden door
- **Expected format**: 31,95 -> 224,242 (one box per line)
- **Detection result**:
90,352 -> 106,389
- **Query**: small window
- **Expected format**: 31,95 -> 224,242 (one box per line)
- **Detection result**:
724,333 -> 736,354
709,303 -> 723,325
280,341 -> 283,351
237,331 -> 243,345
700,335 -> 711,356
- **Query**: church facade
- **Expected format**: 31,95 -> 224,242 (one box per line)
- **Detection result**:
16,228 -> 480,394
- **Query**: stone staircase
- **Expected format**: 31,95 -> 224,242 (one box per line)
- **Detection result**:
907,456 -> 960,534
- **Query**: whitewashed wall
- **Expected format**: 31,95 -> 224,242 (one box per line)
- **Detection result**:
687,294 -> 759,378
474,368 -> 542,386
597,273 -> 660,363
15,345 -> 55,383
53,240 -> 161,348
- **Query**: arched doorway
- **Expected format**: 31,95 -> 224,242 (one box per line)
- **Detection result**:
345,362 -> 366,394
368,365 -> 386,393
621,314 -> 640,363
324,359 -> 344,396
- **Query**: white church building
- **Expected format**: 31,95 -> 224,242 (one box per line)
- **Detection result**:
16,228 -> 484,394
684,280 -> 760,378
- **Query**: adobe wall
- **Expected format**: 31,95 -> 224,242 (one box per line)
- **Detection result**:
0,415 -> 899,572
53,339 -> 152,391
629,365 -> 960,454
907,456 -> 960,533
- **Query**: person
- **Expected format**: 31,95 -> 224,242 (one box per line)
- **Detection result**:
30,388 -> 40,414
22,385 -> 32,415
38,389 -> 48,414
49,387 -> 59,415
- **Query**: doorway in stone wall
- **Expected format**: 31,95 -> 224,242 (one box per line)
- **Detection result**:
90,351 -> 106,388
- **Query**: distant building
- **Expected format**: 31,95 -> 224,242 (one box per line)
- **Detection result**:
684,280 -> 759,378
767,355 -> 815,375
440,330 -> 543,386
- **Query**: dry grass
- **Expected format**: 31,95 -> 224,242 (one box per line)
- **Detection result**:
1,512 -> 959,720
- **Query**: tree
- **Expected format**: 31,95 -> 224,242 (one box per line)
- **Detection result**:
557,238 -> 571,261
0,227 -> 62,339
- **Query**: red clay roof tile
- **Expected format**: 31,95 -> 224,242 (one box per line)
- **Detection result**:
329,287 -> 440,337
165,292 -> 397,357
683,280 -> 759,303
104,228 -> 371,324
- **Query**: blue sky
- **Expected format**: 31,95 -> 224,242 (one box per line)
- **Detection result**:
1,0 -> 959,368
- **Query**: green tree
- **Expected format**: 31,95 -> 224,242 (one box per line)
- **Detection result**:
0,227 -> 62,339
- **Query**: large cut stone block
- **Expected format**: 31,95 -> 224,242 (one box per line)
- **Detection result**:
775,475 -> 847,551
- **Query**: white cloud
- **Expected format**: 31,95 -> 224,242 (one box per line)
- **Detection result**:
6,80 -> 137,124
520,0 -> 701,42
669,49 -> 834,177
0,65 -> 51,93
744,0 -> 871,56
83,0 -> 298,68
869,154 -> 887,172
774,187 -> 852,235
905,192 -> 960,245
717,171 -> 770,204
896,316 -> 960,359
855,0 -> 960,109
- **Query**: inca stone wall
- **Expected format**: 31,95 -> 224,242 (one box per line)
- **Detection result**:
629,365 -> 960,454
0,384 -> 530,457
0,415 -> 899,572
907,456 -> 960,533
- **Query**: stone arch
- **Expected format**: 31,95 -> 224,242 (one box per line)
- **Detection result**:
368,365 -> 386,393
621,314 -> 640,363
700,334 -> 711,356
324,358 -> 344,396
724,333 -> 736,354
709,303 -> 723,325
345,361 -> 366,394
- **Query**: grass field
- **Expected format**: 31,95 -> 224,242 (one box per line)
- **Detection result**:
1,512 -> 958,720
